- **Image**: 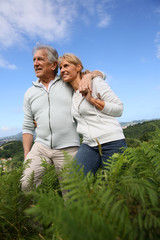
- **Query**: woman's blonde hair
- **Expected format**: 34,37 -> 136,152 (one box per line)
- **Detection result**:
58,53 -> 90,77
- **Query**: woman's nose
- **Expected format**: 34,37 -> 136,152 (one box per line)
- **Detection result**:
60,67 -> 64,72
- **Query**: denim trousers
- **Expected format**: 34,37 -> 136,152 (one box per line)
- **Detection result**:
74,139 -> 127,175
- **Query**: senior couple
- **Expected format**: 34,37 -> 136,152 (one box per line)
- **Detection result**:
21,44 -> 127,191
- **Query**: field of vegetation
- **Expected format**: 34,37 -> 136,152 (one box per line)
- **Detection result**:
0,120 -> 160,240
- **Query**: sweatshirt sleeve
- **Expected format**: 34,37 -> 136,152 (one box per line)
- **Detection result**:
92,76 -> 123,117
22,91 -> 35,135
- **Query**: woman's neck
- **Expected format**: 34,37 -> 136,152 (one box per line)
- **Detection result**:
70,77 -> 81,91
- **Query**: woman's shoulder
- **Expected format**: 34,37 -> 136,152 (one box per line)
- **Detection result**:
92,76 -> 109,88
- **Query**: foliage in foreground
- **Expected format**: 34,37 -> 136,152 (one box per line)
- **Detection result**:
0,130 -> 160,240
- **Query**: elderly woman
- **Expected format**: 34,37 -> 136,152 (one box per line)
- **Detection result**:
58,53 -> 127,175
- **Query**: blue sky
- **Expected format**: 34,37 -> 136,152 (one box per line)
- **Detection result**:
0,0 -> 160,138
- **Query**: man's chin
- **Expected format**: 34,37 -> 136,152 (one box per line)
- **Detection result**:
35,72 -> 41,77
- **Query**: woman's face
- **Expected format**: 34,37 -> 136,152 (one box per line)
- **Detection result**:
59,59 -> 81,83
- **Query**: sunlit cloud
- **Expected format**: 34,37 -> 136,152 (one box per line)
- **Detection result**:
97,1 -> 112,27
0,0 -> 113,70
156,45 -> 160,59
157,84 -> 160,90
155,32 -> 160,59
155,32 -> 160,43
0,0 -> 76,48
0,0 -> 113,48
0,57 -> 18,70
140,57 -> 148,63
0,126 -> 21,138
0,127 -> 10,131
155,7 -> 160,14
79,0 -> 113,27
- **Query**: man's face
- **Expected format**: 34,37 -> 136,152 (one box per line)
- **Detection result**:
33,49 -> 55,80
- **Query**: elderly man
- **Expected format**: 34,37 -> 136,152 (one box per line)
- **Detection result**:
21,44 -> 103,190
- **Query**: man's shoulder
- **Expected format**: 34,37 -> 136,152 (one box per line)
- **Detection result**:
24,82 -> 39,98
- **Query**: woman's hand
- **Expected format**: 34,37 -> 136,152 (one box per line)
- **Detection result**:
85,90 -> 105,111
85,89 -> 93,102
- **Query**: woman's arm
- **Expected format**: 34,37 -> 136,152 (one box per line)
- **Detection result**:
86,76 -> 123,117
85,89 -> 105,111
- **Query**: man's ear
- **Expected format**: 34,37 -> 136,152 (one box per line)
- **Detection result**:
52,61 -> 58,71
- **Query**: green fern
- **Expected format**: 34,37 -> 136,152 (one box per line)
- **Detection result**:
1,129 -> 160,240
26,129 -> 160,240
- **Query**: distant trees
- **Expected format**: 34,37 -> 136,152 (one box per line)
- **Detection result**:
0,141 -> 23,157
0,141 -> 23,170
123,119 -> 160,147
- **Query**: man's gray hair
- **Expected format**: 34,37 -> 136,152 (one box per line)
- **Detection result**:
32,44 -> 59,75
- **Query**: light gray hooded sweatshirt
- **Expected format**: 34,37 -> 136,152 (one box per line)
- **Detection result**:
23,76 -> 80,149
72,76 -> 125,146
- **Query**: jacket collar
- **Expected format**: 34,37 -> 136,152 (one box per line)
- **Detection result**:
32,75 -> 61,87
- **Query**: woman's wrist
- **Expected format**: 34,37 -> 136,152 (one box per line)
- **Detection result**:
89,97 -> 105,111
88,97 -> 96,104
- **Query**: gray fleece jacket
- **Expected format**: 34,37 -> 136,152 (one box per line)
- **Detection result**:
23,76 -> 80,149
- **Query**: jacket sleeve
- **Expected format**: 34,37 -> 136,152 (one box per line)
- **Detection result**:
22,91 -> 35,135
92,76 -> 123,117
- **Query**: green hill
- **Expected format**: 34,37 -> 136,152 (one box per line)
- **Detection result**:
123,119 -> 160,147
0,141 -> 24,169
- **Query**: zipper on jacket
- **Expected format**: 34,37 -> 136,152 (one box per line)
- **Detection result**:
48,92 -> 53,148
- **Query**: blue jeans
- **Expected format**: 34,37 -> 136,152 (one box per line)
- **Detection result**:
74,139 -> 127,175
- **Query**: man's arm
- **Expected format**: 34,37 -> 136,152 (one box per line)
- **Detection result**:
23,133 -> 33,159
79,70 -> 105,96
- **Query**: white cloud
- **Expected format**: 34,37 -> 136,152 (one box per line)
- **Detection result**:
155,32 -> 160,59
155,32 -> 160,43
0,0 -> 113,48
97,1 -> 112,27
155,7 -> 160,14
156,44 -> 160,59
0,127 -> 10,131
79,0 -> 113,28
0,127 -> 21,138
0,57 -> 18,69
97,14 -> 111,28
0,0 -> 77,47
0,0 -> 113,69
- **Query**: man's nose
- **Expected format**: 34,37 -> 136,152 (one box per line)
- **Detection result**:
34,59 -> 39,65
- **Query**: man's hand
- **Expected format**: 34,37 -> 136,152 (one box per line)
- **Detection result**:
79,70 -> 104,96
34,120 -> 37,128
79,73 -> 92,96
